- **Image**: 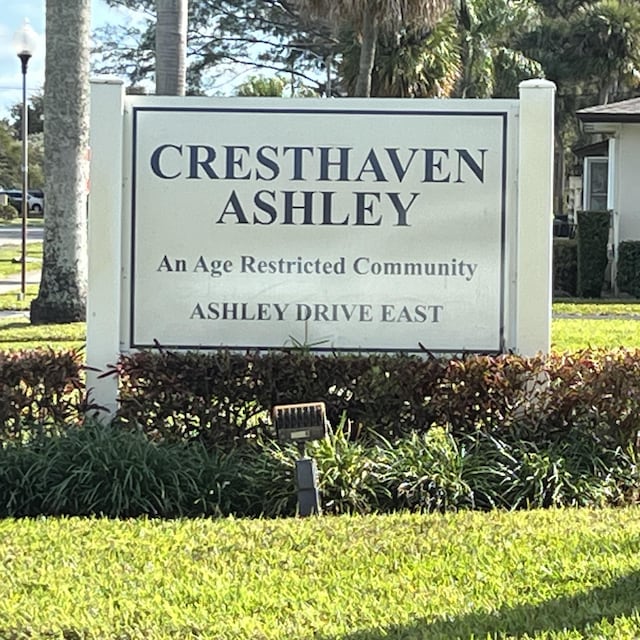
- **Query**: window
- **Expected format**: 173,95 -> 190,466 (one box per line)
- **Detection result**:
583,157 -> 609,211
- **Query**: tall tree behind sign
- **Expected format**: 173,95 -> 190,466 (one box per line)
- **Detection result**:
31,0 -> 91,324
292,0 -> 455,96
156,0 -> 188,95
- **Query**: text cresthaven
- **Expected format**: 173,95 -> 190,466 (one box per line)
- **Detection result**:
148,144 -> 490,228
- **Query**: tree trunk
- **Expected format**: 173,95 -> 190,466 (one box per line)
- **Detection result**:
31,0 -> 90,324
155,0 -> 188,96
355,8 -> 378,97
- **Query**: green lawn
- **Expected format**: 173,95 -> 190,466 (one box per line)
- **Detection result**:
0,317 -> 85,351
0,242 -> 42,280
1,508 -> 639,639
551,317 -> 640,352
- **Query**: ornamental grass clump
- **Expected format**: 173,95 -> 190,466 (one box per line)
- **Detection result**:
0,421 -> 241,518
0,420 -> 638,519
373,427 -> 474,513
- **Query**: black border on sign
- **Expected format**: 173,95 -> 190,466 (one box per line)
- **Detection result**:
129,105 -> 510,354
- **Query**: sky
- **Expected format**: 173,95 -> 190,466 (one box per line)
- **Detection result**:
0,0 -> 145,118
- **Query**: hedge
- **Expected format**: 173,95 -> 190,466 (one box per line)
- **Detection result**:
553,238 -> 577,297
617,241 -> 640,298
1,348 -> 640,517
576,209 -> 610,298
104,349 -> 640,452
3,348 -> 640,454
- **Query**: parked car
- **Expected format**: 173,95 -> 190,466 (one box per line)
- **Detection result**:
28,189 -> 44,214
0,188 -> 44,215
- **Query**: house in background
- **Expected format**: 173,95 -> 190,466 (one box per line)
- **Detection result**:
576,97 -> 640,290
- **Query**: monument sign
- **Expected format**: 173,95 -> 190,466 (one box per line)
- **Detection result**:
87,81 -> 555,414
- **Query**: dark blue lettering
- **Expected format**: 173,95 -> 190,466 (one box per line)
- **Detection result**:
386,148 -> 418,182
216,191 -> 249,224
283,146 -> 314,180
456,148 -> 486,183
256,146 -> 279,180
321,192 -> 348,225
253,190 -> 277,224
188,145 -> 217,179
318,147 -> 351,181
356,149 -> 387,182
354,192 -> 382,226
150,144 -> 182,179
224,146 -> 251,180
423,149 -> 450,183
283,191 -> 314,225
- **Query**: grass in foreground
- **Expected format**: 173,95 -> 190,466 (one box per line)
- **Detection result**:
0,316 -> 84,351
551,317 -> 640,352
0,508 -> 639,639
553,301 -> 640,316
0,242 -> 42,279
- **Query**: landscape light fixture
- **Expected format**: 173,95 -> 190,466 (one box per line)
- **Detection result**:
13,18 -> 38,300
274,402 -> 329,516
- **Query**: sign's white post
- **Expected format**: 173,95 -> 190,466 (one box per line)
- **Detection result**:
515,79 -> 556,355
86,78 -> 125,418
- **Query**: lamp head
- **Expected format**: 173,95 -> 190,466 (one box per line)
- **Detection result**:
13,18 -> 38,59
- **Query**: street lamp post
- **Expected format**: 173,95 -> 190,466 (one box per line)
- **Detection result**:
13,19 -> 38,300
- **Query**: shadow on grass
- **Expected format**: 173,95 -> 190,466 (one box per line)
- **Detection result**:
324,571 -> 640,639
0,321 -> 32,330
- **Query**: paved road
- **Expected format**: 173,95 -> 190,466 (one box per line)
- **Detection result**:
0,224 -> 44,245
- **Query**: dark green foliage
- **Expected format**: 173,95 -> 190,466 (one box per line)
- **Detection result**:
467,429 -> 631,510
0,420 -> 244,518
553,238 -> 577,296
617,241 -> 640,298
0,419 -> 635,518
577,210 -> 610,298
0,203 -> 18,221
374,428 -> 474,513
0,347 -> 87,443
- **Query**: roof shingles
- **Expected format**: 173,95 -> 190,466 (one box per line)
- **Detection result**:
577,97 -> 640,123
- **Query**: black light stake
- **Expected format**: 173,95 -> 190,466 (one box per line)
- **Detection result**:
13,19 -> 38,300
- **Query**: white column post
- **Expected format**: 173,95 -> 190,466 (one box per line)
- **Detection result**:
607,137 -> 619,294
515,79 -> 556,355
86,78 -> 125,419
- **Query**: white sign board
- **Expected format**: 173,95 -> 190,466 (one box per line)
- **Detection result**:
126,100 -> 515,353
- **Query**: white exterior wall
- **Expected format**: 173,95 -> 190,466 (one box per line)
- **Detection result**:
614,124 -> 640,242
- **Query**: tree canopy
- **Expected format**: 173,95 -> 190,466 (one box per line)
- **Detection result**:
91,0 -> 640,105
92,0 -> 336,95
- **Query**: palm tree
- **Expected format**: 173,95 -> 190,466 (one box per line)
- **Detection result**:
293,0 -> 455,96
31,0 -> 91,324
155,0 -> 188,95
456,0 -> 542,98
339,15 -> 461,97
